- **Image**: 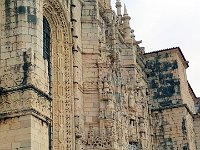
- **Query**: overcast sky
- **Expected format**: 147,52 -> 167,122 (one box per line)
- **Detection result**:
111,0 -> 200,97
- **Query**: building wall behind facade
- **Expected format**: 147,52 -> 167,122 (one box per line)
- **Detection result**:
152,107 -> 196,150
145,49 -> 197,150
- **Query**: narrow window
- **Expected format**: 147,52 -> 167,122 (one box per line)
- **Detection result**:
43,16 -> 51,95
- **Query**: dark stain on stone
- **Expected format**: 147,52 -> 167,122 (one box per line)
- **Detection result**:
5,0 -> 11,30
28,15 -> 37,24
146,54 -> 181,107
183,143 -> 189,150
17,6 -> 26,14
21,52 -> 31,85
182,117 -> 187,134
27,6 -> 37,24
14,0 -> 18,26
163,138 -> 174,150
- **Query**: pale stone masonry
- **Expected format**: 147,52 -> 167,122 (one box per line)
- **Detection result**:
0,0 -> 199,150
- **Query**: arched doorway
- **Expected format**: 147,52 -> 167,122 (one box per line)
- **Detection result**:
43,0 -> 73,149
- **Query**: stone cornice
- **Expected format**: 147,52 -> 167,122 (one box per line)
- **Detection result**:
0,84 -> 52,101
0,108 -> 52,124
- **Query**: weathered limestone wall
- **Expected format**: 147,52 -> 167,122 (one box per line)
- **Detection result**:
82,0 -> 102,148
145,48 -> 195,113
0,0 -> 51,111
145,50 -> 182,109
0,116 -> 31,150
145,48 -> 197,150
0,0 -> 51,92
176,52 -> 196,113
31,115 -> 49,150
152,106 -> 196,150
0,115 -> 48,150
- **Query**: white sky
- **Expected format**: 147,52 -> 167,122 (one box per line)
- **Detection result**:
111,0 -> 200,97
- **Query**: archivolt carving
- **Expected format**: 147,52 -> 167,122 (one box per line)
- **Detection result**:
43,0 -> 73,149
43,0 -> 71,40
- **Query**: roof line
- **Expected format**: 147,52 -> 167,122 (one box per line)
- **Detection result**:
188,81 -> 197,99
144,47 -> 189,68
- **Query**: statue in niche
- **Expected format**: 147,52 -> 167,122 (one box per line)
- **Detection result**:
126,77 -> 133,90
124,90 -> 128,108
139,117 -> 146,131
105,126 -> 112,136
106,99 -> 115,119
102,76 -> 115,99
110,83 -> 115,98
137,87 -> 146,104
122,85 -> 129,108
136,75 -> 146,101
141,87 -> 147,98
103,79 -> 110,97
98,80 -> 103,94
98,53 -> 105,65
74,115 -> 83,138
128,90 -> 136,109
76,138 -> 82,150
99,110 -> 106,119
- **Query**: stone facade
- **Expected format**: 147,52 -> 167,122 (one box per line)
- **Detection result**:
0,0 -> 199,150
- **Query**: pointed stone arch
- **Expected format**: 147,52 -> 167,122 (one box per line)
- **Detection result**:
43,0 -> 74,149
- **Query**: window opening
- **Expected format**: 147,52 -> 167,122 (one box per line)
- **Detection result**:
43,16 -> 52,95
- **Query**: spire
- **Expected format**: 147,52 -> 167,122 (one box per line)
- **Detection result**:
122,3 -> 132,43
124,4 -> 128,15
116,0 -> 122,16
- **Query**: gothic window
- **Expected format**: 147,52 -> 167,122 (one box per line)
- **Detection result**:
43,16 -> 52,95
43,16 -> 51,61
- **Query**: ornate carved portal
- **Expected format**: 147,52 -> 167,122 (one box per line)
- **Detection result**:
43,0 -> 73,149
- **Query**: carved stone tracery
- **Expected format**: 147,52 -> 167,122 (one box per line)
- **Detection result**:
43,0 -> 73,149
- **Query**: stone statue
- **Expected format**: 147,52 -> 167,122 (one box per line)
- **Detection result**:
122,85 -> 128,108
75,138 -> 82,150
106,99 -> 115,119
128,90 -> 136,109
74,115 -> 82,139
103,80 -> 110,94
98,80 -> 103,94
